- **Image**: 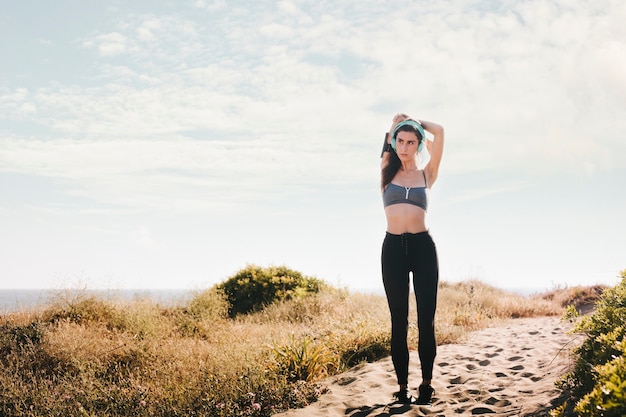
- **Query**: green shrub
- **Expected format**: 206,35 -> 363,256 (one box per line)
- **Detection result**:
556,269 -> 626,416
217,265 -> 325,317
574,344 -> 626,417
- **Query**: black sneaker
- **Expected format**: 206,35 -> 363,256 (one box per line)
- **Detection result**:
415,384 -> 434,405
393,388 -> 414,404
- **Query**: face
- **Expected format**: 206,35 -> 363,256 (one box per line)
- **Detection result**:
395,131 -> 420,160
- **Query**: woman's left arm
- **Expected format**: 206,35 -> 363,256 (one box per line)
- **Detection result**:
419,120 -> 444,187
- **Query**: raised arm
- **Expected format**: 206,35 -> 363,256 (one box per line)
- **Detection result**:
381,113 -> 409,170
419,120 -> 444,188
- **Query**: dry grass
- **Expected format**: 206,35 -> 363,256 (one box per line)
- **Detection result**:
0,280 -> 597,417
538,284 -> 607,314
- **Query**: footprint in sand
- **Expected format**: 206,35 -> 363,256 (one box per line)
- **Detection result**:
336,377 -> 357,386
507,356 -> 523,361
478,359 -> 490,366
509,365 -> 524,371
485,396 -> 512,407
449,376 -> 470,384
471,406 -> 497,414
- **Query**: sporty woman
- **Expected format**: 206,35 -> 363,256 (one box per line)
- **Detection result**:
380,113 -> 444,405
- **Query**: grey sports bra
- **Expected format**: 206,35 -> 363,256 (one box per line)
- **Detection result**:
382,170 -> 428,211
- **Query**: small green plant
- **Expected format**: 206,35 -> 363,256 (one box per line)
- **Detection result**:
562,303 -> 579,322
271,335 -> 337,382
337,329 -> 389,368
217,265 -> 325,317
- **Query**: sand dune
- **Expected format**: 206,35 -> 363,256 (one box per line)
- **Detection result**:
276,316 -> 580,416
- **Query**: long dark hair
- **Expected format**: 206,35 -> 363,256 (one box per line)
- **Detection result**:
381,124 -> 423,189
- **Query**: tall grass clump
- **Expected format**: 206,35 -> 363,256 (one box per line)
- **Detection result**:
168,287 -> 229,337
541,284 -> 606,315
435,280 -> 562,343
551,270 -> 626,417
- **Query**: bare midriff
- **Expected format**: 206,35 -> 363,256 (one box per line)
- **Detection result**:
385,204 -> 428,234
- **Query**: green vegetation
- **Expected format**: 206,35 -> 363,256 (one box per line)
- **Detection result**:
552,270 -> 626,417
0,265 -> 582,417
217,265 -> 325,317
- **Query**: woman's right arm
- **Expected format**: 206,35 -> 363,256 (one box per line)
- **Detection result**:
381,113 -> 409,169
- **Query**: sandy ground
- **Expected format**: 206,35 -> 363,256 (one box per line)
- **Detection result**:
275,316 -> 581,416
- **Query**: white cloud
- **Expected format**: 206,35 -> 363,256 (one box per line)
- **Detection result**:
81,16 -> 201,66
592,40 -> 626,105
259,23 -> 294,39
0,87 -> 28,103
18,102 -> 37,114
193,0 -> 226,11
88,32 -> 127,56
0,132 -> 366,215
137,18 -> 162,41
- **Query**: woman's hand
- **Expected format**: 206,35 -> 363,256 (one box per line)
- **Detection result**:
393,113 -> 409,123
387,113 -> 410,144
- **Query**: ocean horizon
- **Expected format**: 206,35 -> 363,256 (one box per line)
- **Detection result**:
0,288 -> 194,314
0,285 -> 548,314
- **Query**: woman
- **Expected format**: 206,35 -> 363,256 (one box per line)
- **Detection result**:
380,113 -> 444,405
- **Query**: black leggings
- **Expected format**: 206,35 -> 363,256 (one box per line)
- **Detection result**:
381,231 -> 439,385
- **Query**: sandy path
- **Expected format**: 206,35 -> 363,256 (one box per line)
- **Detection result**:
275,316 -> 580,416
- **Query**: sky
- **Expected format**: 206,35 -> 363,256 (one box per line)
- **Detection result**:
1,0 -> 625,293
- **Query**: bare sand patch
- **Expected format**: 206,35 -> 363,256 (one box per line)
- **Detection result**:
276,316 -> 580,416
